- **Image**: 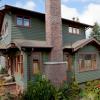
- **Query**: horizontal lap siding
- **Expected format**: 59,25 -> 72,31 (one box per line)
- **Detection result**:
42,52 -> 49,62
28,52 -> 49,81
11,15 -> 45,40
23,52 -> 28,87
74,45 -> 100,83
76,70 -> 100,83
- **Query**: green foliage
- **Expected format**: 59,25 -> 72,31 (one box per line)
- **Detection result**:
63,80 -> 80,100
82,80 -> 100,100
54,83 -> 69,100
90,22 -> 100,41
0,67 -> 7,74
21,74 -> 56,100
20,74 -> 80,100
1,91 -> 16,100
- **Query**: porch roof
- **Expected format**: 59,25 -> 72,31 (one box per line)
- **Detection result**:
11,39 -> 53,49
63,38 -> 100,52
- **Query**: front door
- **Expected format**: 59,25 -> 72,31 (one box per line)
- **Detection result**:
32,52 -> 42,75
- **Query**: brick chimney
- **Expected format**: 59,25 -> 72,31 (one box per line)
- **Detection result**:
45,0 -> 67,85
45,0 -> 63,62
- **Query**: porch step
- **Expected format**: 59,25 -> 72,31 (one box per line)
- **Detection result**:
0,82 -> 16,96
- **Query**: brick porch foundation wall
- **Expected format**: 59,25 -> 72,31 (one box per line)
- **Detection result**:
44,62 -> 67,86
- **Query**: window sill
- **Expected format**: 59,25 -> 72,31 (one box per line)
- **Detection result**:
68,32 -> 80,35
79,68 -> 98,73
16,25 -> 31,28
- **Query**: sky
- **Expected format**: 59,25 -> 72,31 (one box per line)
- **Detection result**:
0,0 -> 100,37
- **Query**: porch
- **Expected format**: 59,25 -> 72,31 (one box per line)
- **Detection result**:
0,40 -> 53,94
0,44 -> 22,96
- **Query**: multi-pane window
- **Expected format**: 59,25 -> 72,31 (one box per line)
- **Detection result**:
69,27 -> 73,33
68,26 -> 80,34
76,28 -> 80,34
16,16 -> 30,27
79,54 -> 97,72
16,55 -> 23,76
23,18 -> 30,27
17,17 -> 23,26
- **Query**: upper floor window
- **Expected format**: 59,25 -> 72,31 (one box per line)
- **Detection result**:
76,28 -> 80,34
23,18 -> 30,27
68,26 -> 80,34
16,16 -> 30,27
69,27 -> 73,33
17,17 -> 23,26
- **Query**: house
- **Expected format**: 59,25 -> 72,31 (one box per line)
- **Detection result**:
0,0 -> 100,92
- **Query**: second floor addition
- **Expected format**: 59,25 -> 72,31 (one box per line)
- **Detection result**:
0,5 -> 92,46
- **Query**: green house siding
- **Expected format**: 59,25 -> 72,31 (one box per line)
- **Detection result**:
27,53 -> 33,81
25,51 -> 49,82
74,45 -> 100,83
62,24 -> 85,45
11,15 -> 45,41
10,13 -> 87,44
0,14 -> 11,45
23,52 -> 28,87
42,52 -> 49,62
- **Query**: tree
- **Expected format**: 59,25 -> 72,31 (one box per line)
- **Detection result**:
90,22 -> 100,42
90,22 -> 100,41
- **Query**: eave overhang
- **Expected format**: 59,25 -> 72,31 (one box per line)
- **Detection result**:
63,38 -> 100,52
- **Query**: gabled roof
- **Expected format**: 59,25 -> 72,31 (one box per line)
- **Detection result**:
63,38 -> 100,52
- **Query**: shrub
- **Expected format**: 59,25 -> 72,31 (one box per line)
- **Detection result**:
20,74 -> 81,100
1,92 -> 16,100
21,74 -> 56,100
82,80 -> 100,100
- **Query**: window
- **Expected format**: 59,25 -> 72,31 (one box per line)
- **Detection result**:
16,55 -> 23,76
73,28 -> 76,34
76,29 -> 80,34
68,26 -> 80,34
68,27 -> 73,33
79,54 -> 97,72
33,60 -> 40,74
23,18 -> 30,27
16,16 -> 30,27
16,17 -> 23,26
